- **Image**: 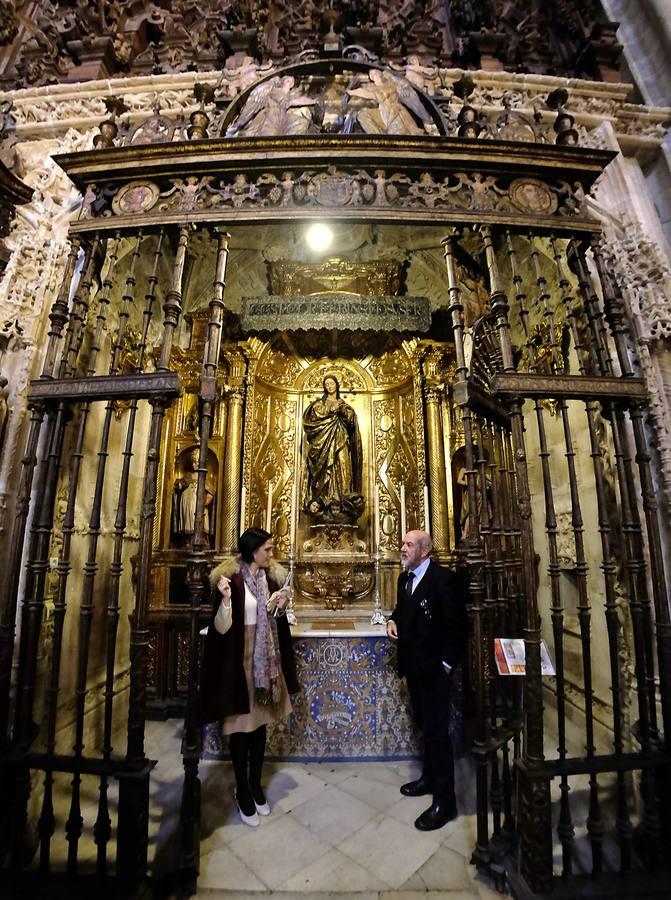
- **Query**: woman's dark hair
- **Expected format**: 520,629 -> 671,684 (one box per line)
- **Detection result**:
238,527 -> 272,563
322,375 -> 340,399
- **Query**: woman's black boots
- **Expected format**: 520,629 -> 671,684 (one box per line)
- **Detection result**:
229,731 -> 255,816
249,725 -> 267,806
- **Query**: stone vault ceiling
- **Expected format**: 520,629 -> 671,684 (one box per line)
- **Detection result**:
0,1 -> 621,90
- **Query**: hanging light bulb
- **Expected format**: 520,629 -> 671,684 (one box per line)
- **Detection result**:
305,222 -> 333,252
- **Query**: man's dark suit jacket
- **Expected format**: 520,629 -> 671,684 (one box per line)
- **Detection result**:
389,560 -> 467,681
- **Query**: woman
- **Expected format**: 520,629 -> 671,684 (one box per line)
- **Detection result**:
198,528 -> 299,827
302,375 -> 362,512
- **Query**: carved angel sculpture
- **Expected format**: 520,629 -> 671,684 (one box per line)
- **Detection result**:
345,70 -> 432,136
227,76 -> 316,137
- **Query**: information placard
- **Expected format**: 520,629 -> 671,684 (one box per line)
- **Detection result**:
494,638 -> 556,676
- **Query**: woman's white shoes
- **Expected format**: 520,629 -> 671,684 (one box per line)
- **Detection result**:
234,792 -> 259,827
254,799 -> 271,816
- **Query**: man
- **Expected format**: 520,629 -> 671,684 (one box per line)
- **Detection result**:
387,530 -> 467,830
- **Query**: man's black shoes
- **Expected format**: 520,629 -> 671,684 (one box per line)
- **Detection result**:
401,782 -> 459,829
414,800 -> 458,831
400,777 -> 432,797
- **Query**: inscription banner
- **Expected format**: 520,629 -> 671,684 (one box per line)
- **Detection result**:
241,293 -> 431,332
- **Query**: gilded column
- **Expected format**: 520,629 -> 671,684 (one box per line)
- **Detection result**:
222,386 -> 244,552
440,376 -> 456,550
424,384 -> 449,553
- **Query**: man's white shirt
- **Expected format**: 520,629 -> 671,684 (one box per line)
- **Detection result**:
406,555 -> 431,591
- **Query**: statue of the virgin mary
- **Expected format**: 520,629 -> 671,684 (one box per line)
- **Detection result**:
302,375 -> 363,522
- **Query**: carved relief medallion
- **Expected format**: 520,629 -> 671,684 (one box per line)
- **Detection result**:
128,114 -> 176,146
509,178 -> 558,216
112,180 -> 160,215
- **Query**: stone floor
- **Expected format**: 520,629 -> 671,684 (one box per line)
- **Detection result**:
146,720 -> 503,899
12,717 -> 668,898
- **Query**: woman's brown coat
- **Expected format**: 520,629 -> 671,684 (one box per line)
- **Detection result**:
197,557 -> 299,726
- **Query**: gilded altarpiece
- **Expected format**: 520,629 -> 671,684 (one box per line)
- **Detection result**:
146,320 -> 464,707
242,332 -> 429,616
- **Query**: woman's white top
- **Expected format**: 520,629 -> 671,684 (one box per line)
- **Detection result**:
213,583 -> 257,635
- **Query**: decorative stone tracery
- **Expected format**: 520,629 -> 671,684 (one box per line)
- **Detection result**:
93,165 -> 586,223
4,62 -> 669,155
0,1 -> 622,90
0,131 -> 92,548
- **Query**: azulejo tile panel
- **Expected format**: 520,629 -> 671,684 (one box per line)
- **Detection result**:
202,636 -> 464,761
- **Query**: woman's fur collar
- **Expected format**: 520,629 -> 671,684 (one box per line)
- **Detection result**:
209,556 -> 288,587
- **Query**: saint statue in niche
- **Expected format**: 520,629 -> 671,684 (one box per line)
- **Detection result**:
172,446 -> 215,548
455,449 -> 492,544
183,394 -> 199,432
302,375 -> 363,524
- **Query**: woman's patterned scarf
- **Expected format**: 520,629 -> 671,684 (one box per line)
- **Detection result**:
240,561 -> 282,705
